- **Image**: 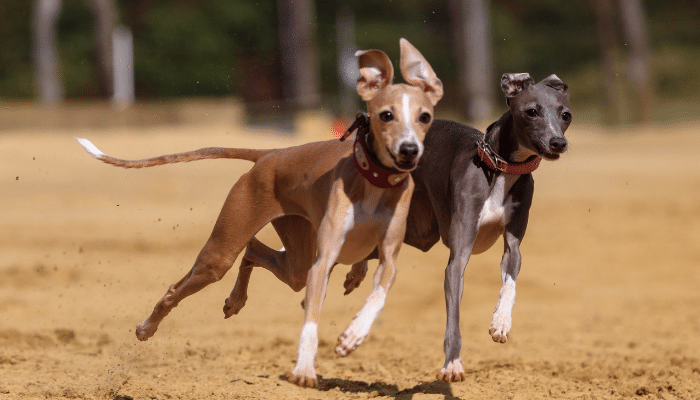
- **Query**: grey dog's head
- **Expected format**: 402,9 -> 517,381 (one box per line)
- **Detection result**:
501,73 -> 572,160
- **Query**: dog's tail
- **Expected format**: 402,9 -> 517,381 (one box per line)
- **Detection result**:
75,137 -> 273,168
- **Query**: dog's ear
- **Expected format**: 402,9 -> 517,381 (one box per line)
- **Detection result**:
540,74 -> 568,93
355,49 -> 394,102
399,38 -> 443,106
501,73 -> 535,98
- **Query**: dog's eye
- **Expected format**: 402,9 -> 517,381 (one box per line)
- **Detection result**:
379,111 -> 393,122
525,109 -> 538,117
418,112 -> 432,124
562,111 -> 572,122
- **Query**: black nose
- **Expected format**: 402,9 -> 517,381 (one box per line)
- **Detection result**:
399,143 -> 419,160
549,137 -> 568,153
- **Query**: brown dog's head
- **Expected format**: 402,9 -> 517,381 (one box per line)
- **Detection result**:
355,39 -> 443,171
501,73 -> 571,161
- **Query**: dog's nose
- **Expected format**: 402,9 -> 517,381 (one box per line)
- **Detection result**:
549,137 -> 568,153
399,143 -> 419,160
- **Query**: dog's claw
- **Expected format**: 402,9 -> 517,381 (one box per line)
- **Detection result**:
489,327 -> 509,343
287,369 -> 318,388
335,331 -> 364,357
437,359 -> 465,382
489,313 -> 511,343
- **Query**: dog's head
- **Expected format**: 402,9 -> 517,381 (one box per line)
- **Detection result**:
355,39 -> 443,171
501,73 -> 571,161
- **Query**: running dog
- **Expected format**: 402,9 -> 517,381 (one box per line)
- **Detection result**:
77,38 -> 443,388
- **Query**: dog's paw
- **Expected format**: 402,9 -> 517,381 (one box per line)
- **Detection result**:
343,265 -> 367,295
135,320 -> 157,341
287,366 -> 318,388
335,320 -> 369,357
222,296 -> 246,318
436,358 -> 465,382
489,312 -> 512,343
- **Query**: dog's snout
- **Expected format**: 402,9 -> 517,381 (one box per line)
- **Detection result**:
399,143 -> 419,160
549,137 -> 568,153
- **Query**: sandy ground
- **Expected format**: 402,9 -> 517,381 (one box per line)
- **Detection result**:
1,116 -> 699,400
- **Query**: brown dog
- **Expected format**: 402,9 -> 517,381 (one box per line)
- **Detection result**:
77,38 -> 443,388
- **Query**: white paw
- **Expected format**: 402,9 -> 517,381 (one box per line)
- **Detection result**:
437,358 -> 465,382
335,317 -> 370,356
287,363 -> 317,388
489,312 -> 512,343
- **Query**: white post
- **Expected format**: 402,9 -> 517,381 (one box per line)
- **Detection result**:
33,0 -> 63,105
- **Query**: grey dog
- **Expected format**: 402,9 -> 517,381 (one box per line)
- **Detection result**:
343,72 -> 572,381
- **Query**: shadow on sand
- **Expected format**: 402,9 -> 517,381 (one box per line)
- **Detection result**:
278,375 -> 462,399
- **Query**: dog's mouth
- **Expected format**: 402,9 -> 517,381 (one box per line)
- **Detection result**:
387,147 -> 418,171
540,151 -> 560,161
394,160 -> 417,171
533,143 -> 564,161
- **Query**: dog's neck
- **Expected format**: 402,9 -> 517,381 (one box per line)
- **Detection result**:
353,129 -> 408,189
485,111 -> 536,164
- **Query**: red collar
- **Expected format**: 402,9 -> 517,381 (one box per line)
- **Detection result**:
340,111 -> 409,188
477,138 -> 541,175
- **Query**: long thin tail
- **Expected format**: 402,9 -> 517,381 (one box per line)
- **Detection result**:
75,137 -> 273,168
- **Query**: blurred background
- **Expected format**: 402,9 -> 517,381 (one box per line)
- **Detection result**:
2,2 -> 700,398
1,0 -> 699,131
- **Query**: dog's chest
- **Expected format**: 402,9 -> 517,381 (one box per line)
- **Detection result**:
473,174 -> 519,254
336,193 -> 393,265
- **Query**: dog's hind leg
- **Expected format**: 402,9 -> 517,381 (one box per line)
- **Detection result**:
437,203 -> 481,382
224,215 -> 316,317
135,173 -> 281,341
343,260 -> 369,295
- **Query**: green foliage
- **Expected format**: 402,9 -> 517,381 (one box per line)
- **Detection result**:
0,2 -> 33,98
121,0 -> 277,97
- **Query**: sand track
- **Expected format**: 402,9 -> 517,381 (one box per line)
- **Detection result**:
1,120 -> 699,399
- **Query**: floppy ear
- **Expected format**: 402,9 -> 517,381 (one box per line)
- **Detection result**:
501,73 -> 535,98
355,49 -> 394,102
399,38 -> 443,105
540,74 -> 568,92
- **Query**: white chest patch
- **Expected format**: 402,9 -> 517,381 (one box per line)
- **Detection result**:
477,174 -> 519,229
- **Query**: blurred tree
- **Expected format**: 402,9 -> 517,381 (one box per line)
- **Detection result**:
590,0 -> 621,125
87,0 -> 116,98
617,0 -> 653,122
277,0 -> 320,110
33,0 -> 63,104
449,0 -> 493,122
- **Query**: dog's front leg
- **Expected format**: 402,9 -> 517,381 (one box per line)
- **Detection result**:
288,193 -> 351,388
489,231 -> 523,343
335,189 -> 410,357
335,255 -> 397,357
